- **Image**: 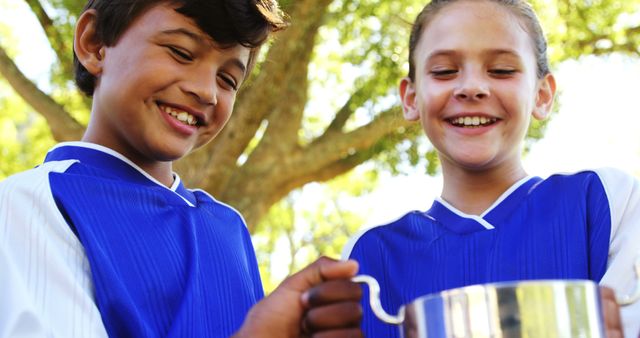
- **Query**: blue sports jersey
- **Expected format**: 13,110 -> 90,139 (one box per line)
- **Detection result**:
343,171 -> 640,337
45,143 -> 263,337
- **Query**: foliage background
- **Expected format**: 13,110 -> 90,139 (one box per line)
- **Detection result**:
1,0 -> 639,291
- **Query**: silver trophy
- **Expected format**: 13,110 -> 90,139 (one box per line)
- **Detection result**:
354,257 -> 640,338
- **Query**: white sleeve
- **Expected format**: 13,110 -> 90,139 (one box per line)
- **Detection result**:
0,162 -> 108,338
0,242 -> 48,337
596,168 -> 640,337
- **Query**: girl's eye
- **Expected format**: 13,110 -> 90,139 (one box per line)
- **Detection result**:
489,69 -> 516,76
168,46 -> 193,62
430,69 -> 458,78
218,74 -> 238,91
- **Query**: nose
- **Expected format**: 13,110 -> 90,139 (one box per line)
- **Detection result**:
182,70 -> 217,106
454,73 -> 490,101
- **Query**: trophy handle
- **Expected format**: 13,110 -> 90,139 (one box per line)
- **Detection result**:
617,255 -> 640,306
352,275 -> 404,325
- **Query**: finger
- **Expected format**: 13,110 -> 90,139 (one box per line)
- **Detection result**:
599,287 -> 622,333
283,257 -> 358,293
602,298 -> 622,332
605,329 -> 624,338
316,258 -> 359,280
304,302 -> 362,331
310,328 -> 364,338
600,286 -> 616,300
306,280 -> 362,307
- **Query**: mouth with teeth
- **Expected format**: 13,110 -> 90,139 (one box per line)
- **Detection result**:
159,103 -> 199,126
448,116 -> 498,128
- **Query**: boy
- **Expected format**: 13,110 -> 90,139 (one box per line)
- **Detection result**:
0,0 -> 362,337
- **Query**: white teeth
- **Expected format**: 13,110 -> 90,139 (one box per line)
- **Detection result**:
450,116 -> 496,127
160,104 -> 197,126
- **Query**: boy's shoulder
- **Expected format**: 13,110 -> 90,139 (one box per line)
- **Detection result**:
0,158 -> 82,246
0,159 -> 79,197
189,188 -> 248,226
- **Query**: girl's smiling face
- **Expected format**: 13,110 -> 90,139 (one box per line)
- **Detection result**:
400,0 -> 555,174
82,3 -> 250,169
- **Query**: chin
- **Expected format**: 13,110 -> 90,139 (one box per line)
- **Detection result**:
453,152 -> 492,164
450,156 -> 497,172
151,144 -> 193,162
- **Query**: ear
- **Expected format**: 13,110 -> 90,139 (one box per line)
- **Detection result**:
399,77 -> 420,121
532,73 -> 556,120
74,9 -> 105,76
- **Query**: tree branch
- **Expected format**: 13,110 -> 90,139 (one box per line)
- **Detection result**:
326,96 -> 356,133
198,0 -> 334,191
260,0 -> 333,144
0,45 -> 84,141
322,76 -> 382,135
23,0 -> 75,81
280,120 -> 422,195
303,106 -> 409,169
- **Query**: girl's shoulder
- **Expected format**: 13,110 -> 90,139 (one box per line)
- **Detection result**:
539,167 -> 637,195
341,210 -> 438,259
543,167 -> 633,182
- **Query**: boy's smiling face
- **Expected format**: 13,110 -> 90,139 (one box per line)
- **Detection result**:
400,0 -> 555,173
80,3 -> 250,167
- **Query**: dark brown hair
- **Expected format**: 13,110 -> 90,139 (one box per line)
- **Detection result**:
407,0 -> 550,81
74,0 -> 287,96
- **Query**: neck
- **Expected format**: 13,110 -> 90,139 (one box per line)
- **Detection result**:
440,160 -> 527,215
81,134 -> 175,188
138,161 -> 175,188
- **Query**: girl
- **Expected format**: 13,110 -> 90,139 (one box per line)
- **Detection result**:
343,0 -> 640,336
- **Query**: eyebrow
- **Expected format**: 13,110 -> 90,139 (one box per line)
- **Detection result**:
160,28 -> 248,76
427,48 -> 522,59
484,49 -> 522,58
227,59 -> 247,78
160,28 -> 206,43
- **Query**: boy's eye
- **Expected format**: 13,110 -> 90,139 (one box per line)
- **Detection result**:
218,74 -> 238,91
167,46 -> 193,62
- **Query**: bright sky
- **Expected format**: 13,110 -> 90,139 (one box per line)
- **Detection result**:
0,1 -> 56,89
